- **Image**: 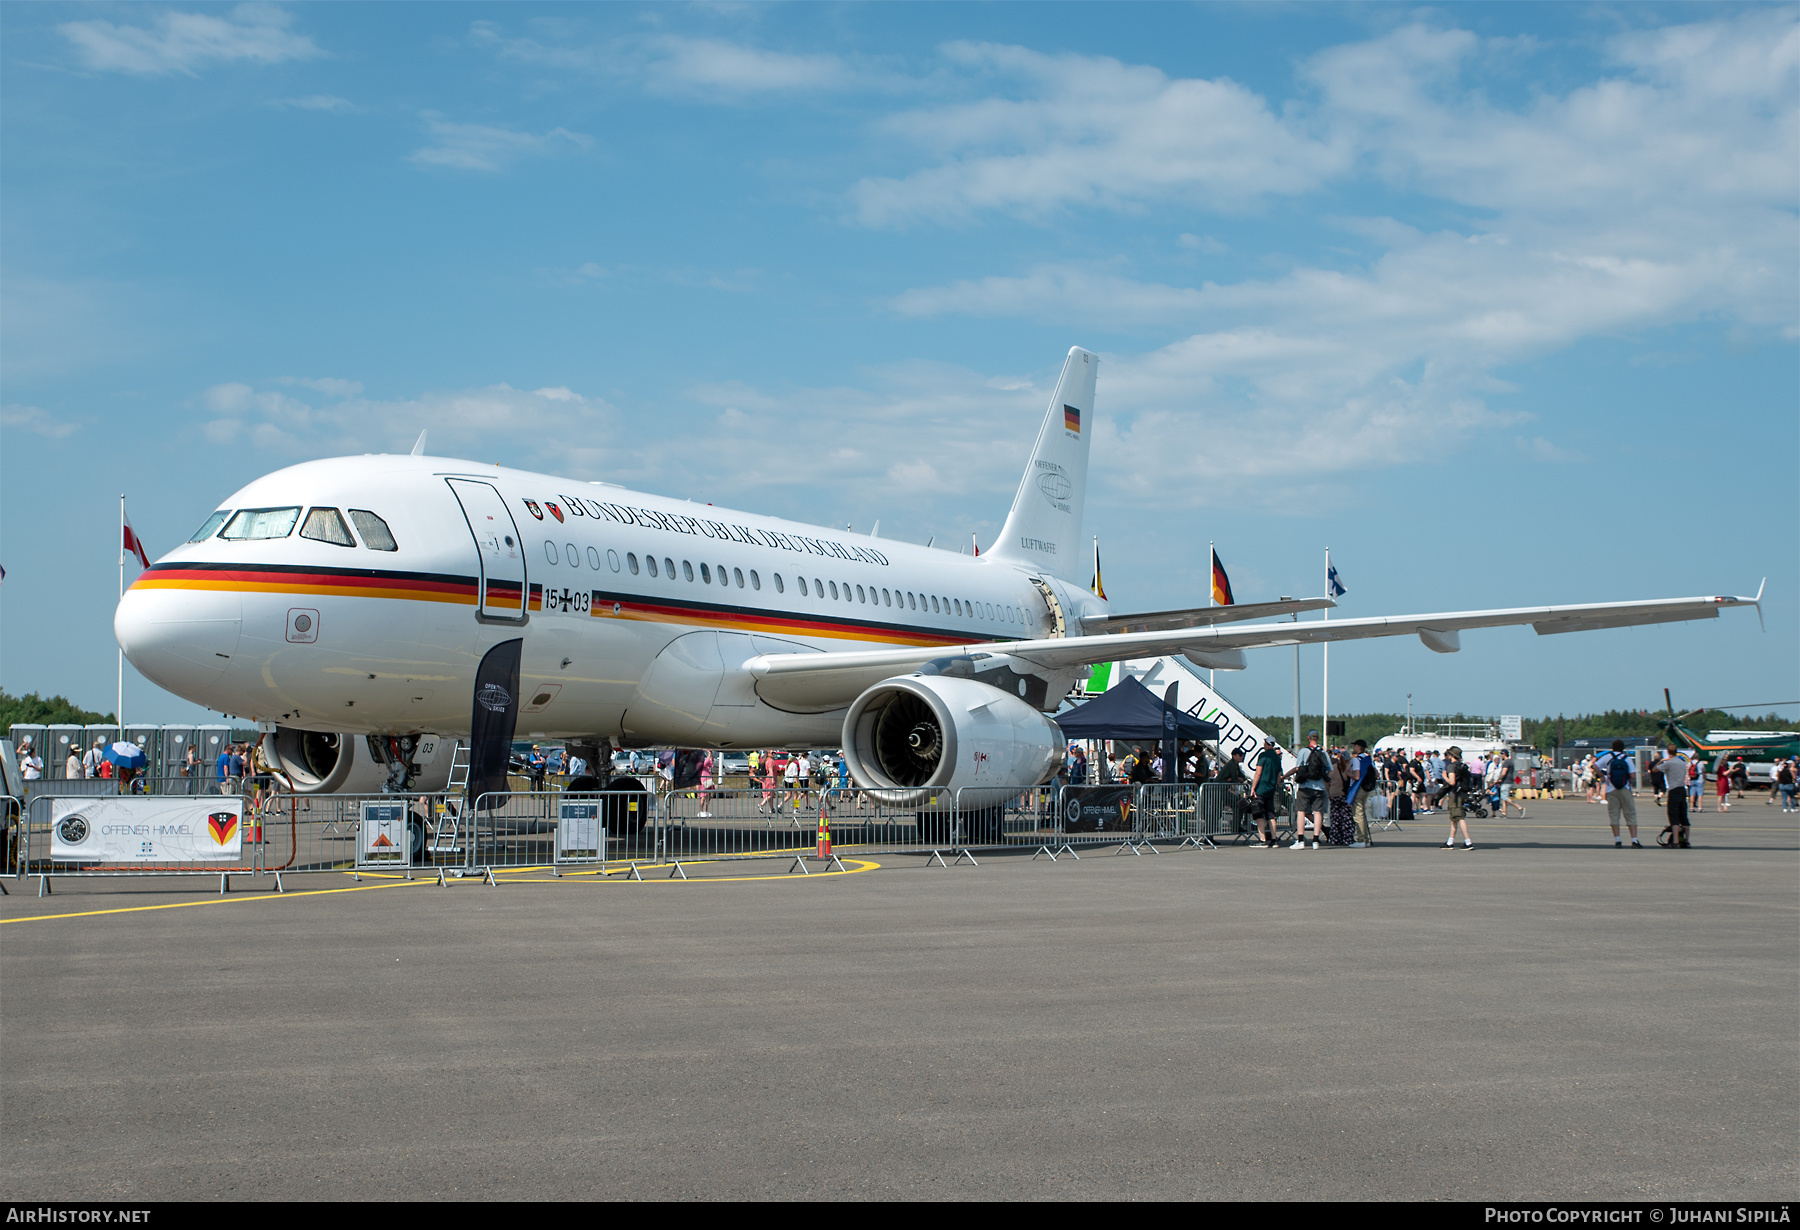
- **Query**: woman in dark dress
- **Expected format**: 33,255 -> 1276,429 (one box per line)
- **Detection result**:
1327,751 -> 1356,845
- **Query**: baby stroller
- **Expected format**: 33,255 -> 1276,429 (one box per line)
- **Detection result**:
1432,776 -> 1489,819
1456,777 -> 1491,819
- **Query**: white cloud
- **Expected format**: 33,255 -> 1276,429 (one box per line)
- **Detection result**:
189,381 -> 623,468
467,22 -> 875,97
850,41 -> 1349,227
1516,436 -> 1583,464
0,276 -> 154,379
277,376 -> 363,397
1178,233 -> 1228,254
891,265 -> 1205,323
873,14 -> 1797,507
408,115 -> 593,173
60,4 -> 323,76
642,36 -> 855,96
271,95 -> 355,113
684,361 -> 1051,521
1,404 -> 79,440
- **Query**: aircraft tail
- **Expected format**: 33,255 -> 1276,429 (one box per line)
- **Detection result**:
988,347 -> 1097,579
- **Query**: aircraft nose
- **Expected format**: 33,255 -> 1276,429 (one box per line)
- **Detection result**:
115,586 -> 243,697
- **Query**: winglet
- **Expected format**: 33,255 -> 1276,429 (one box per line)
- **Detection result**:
410,430 -> 428,457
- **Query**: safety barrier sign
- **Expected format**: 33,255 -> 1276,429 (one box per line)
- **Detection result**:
357,800 -> 411,867
49,796 -> 243,863
556,800 -> 604,865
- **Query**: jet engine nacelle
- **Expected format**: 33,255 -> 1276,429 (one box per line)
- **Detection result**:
841,674 -> 1065,810
262,728 -> 454,795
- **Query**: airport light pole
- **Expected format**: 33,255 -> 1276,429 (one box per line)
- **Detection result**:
1323,549 -> 1330,756
117,493 -> 125,731
1285,598 -> 1299,752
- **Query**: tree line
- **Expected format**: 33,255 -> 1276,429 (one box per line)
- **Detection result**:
0,690 -> 116,730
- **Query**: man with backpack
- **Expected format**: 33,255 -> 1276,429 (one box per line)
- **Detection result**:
1248,738 -> 1285,847
1438,746 -> 1475,850
1284,731 -> 1330,849
1594,739 -> 1640,847
1655,743 -> 1693,847
1346,738 -> 1377,847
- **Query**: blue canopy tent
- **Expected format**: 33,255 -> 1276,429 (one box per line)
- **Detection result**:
1055,676 -> 1220,743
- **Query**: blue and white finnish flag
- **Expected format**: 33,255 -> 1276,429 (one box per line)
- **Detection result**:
1328,565 -> 1347,599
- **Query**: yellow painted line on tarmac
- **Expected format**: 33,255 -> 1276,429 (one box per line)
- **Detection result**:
1415,823 -> 1798,834
0,876 -> 436,926
0,856 -> 883,923
489,857 -> 881,883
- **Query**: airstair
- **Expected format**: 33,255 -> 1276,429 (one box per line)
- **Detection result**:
429,740 -> 470,858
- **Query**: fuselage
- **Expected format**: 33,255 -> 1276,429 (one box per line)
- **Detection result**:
116,455 -> 1107,747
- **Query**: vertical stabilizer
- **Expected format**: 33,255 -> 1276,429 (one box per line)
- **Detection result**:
989,347 -> 1096,578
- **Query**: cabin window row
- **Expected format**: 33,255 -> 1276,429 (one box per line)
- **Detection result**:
565,546 -> 1025,625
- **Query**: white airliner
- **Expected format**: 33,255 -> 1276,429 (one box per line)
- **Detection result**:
115,347 -> 1759,804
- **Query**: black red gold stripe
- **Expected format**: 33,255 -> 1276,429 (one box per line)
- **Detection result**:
580,587 -> 985,647
132,562 -> 478,605
133,563 -> 995,648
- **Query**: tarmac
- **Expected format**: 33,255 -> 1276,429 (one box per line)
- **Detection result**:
2,796 -> 1795,1201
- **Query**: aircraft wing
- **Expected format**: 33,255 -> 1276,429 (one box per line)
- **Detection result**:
745,591 -> 1758,713
1079,596 -> 1334,634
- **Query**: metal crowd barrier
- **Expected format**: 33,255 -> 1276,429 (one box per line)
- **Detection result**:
21,775 -> 231,802
470,788 -> 660,875
10,777 -> 1307,897
20,791 -> 266,896
2,795 -> 19,891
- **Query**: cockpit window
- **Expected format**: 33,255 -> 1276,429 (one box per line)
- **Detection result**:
188,511 -> 230,542
300,507 -> 356,547
219,507 -> 300,540
347,510 -> 397,551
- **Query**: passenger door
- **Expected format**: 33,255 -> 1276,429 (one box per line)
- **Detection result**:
446,479 -> 528,623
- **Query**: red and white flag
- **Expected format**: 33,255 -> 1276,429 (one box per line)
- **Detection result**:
123,509 -> 151,569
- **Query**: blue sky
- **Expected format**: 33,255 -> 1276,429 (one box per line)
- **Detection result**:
3,2 -> 1795,727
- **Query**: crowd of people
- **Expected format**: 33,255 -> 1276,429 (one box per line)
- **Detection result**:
1055,732 -> 1800,851
1067,734 -> 1541,850
16,727 -> 1797,844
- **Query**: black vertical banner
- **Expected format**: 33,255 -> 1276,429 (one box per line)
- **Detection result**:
1162,682 -> 1179,783
467,638 -> 523,810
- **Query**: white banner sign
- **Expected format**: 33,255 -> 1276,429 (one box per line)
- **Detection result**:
51,797 -> 243,863
359,801 -> 410,865
558,801 -> 601,859
1500,715 -> 1523,741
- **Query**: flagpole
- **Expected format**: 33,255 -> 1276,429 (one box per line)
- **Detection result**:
118,493 -> 125,730
1323,547 -> 1330,756
1208,540 -> 1216,691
